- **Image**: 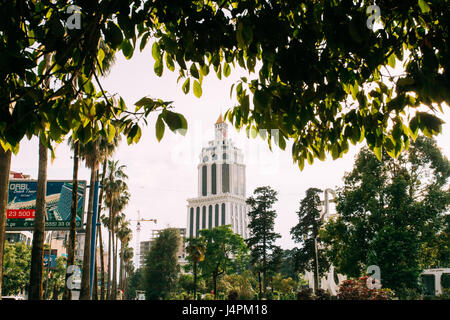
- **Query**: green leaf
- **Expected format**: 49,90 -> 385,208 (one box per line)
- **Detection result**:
121,39 -> 134,60
127,124 -> 139,145
373,146 -> 382,161
165,52 -> 175,71
193,80 -> 202,98
387,54 -> 396,69
107,124 -> 116,142
190,63 -> 199,79
152,42 -> 161,60
223,63 -> 231,77
133,126 -> 142,143
140,32 -> 150,52
155,115 -> 165,142
182,78 -> 190,94
418,0 -> 430,13
97,48 -> 105,70
154,58 -> 163,77
135,97 -> 155,107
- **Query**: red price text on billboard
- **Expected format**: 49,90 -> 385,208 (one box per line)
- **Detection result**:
7,209 -> 35,219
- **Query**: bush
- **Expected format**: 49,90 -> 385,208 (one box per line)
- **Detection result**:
337,276 -> 395,300
439,288 -> 450,300
296,288 -> 313,300
315,289 -> 331,300
442,274 -> 450,290
395,287 -> 423,300
227,290 -> 239,300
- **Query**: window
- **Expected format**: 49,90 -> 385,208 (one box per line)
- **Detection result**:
208,205 -> 213,229
189,208 -> 194,238
211,164 -> 217,194
202,206 -> 206,229
221,203 -> 226,225
196,207 -> 200,236
215,204 -> 219,227
202,165 -> 207,196
222,163 -> 229,193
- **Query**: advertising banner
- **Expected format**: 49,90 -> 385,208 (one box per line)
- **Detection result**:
43,249 -> 58,269
6,180 -> 87,230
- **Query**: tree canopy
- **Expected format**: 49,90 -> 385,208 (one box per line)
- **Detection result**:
321,136 -> 450,295
0,0 -> 448,164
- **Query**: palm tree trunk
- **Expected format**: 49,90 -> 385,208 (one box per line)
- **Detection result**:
29,136 -> 48,300
112,231 -> 118,299
98,160 -> 107,300
80,167 -> 97,300
119,244 -> 123,292
0,147 -> 11,300
98,220 -> 105,300
107,207 -> 113,299
93,254 -> 98,300
64,141 -> 79,300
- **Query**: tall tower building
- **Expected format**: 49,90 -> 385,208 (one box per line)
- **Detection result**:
187,115 -> 249,239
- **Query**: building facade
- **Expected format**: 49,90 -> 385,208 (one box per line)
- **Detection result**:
186,115 -> 249,239
139,228 -> 187,267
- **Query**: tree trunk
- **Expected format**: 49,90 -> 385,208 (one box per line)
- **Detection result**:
98,160 -> 106,300
29,136 -> 48,300
107,206 -> 113,299
98,221 -> 105,300
119,242 -> 123,292
0,147 -> 11,300
64,142 -> 79,300
257,272 -> 262,300
79,167 -> 97,300
112,231 -> 118,299
93,254 -> 98,300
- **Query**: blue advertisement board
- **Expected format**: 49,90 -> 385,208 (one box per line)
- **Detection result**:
6,180 -> 87,230
43,249 -> 58,269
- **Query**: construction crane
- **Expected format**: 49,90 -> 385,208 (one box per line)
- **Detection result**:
130,210 -> 157,269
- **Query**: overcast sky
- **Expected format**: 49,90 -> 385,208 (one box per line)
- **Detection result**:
10,45 -> 450,267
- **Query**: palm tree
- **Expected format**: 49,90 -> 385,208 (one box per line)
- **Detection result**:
111,193 -> 130,299
96,160 -> 108,300
117,217 -> 132,292
77,133 -> 120,300
186,239 -> 206,300
103,160 -> 128,299
121,246 -> 134,297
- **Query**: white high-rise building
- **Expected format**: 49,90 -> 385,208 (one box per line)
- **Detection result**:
186,115 -> 249,239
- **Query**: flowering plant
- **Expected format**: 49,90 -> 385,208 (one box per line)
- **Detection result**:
337,276 -> 395,300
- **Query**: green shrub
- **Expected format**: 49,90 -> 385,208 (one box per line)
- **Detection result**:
315,289 -> 331,300
442,274 -> 450,290
296,288 -> 313,300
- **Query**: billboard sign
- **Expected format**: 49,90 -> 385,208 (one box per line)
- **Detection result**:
44,249 -> 58,269
6,180 -> 86,231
